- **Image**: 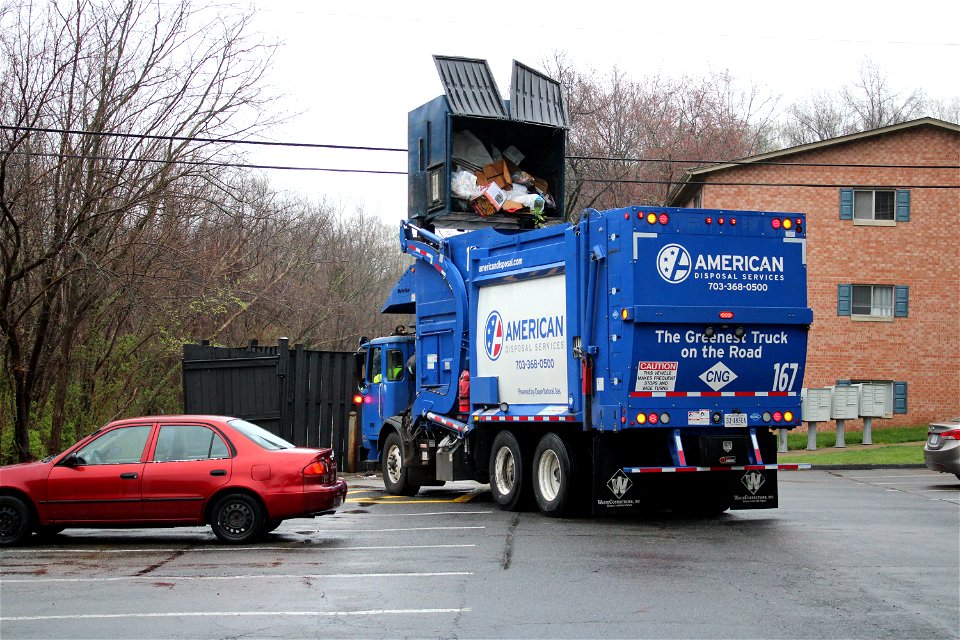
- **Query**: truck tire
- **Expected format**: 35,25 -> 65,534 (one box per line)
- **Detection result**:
382,431 -> 421,497
532,433 -> 578,517
489,430 -> 529,511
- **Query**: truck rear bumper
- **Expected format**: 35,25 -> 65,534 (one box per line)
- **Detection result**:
623,463 -> 811,473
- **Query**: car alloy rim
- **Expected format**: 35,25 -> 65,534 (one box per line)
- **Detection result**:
386,444 -> 403,484
0,504 -> 21,538
494,446 -> 516,495
537,449 -> 561,502
219,501 -> 253,535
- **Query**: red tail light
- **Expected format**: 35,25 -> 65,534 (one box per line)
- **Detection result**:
940,429 -> 960,440
658,213 -> 669,225
352,394 -> 363,405
303,460 -> 328,476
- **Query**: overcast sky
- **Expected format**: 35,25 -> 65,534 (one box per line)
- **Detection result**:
236,0 -> 959,224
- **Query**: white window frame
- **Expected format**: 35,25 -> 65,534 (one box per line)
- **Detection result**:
853,189 -> 896,226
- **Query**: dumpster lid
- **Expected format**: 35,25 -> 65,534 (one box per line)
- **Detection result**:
433,55 -> 508,119
510,60 -> 569,129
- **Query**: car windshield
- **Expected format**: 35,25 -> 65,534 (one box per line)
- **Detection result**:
228,419 -> 296,450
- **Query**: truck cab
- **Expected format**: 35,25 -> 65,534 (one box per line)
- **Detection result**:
357,334 -> 416,462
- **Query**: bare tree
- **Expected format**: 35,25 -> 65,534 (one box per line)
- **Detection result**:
544,54 -> 779,217
0,0 -> 275,461
779,58 -> 929,146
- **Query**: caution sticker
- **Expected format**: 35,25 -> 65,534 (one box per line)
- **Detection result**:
635,361 -> 678,392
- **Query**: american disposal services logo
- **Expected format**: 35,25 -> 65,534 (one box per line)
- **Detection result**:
657,243 -> 692,284
484,310 -> 504,361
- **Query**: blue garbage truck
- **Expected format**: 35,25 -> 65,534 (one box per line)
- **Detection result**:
355,57 -> 812,516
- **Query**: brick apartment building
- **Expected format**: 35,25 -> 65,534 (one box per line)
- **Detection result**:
668,117 -> 960,427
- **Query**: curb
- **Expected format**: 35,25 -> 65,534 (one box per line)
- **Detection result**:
798,463 -> 927,470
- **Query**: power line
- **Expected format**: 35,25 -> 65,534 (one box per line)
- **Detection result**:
5,150 -> 407,175
0,125 -> 407,153
5,151 -> 958,189
4,124 -> 959,170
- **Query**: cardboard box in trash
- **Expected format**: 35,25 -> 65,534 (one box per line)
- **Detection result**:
475,160 -> 513,190
471,183 -> 506,217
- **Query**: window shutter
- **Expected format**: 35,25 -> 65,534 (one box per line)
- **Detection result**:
895,190 -> 910,222
839,189 -> 853,220
893,382 -> 908,414
894,285 -> 909,317
837,284 -> 852,316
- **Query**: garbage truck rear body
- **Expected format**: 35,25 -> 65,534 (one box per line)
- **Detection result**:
358,206 -> 812,515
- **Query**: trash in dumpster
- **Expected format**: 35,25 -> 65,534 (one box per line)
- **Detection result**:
471,183 -> 506,217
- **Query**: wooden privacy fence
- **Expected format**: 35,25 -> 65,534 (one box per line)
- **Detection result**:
182,339 -> 356,461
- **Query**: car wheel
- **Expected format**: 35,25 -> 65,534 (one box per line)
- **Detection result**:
489,430 -> 530,511
0,496 -> 33,546
532,433 -> 578,517
382,431 -> 420,496
210,493 -> 263,544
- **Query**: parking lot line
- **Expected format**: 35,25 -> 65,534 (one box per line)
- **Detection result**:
0,544 -> 476,555
1,571 -> 474,584
1,608 -> 472,622
314,526 -> 484,533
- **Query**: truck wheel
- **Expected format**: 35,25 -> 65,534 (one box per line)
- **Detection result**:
532,433 -> 577,517
489,430 -> 529,511
382,431 -> 421,497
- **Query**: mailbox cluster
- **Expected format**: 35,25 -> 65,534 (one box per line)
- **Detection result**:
783,383 -> 894,451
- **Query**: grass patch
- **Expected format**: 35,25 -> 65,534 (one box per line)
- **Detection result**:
785,425 -> 927,450
780,443 -> 924,466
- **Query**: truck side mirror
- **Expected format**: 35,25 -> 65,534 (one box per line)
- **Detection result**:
354,351 -> 366,389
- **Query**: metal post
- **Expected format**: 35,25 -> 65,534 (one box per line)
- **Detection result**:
778,428 -> 788,453
346,411 -> 358,473
806,422 -> 817,450
834,419 -> 846,448
862,417 -> 873,445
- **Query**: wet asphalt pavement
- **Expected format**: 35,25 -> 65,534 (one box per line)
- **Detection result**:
1,469 -> 957,639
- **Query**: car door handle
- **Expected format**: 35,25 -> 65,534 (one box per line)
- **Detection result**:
120,472 -> 138,480
210,469 -> 227,476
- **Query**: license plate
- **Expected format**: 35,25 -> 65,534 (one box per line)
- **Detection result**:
725,413 -> 748,428
928,434 -> 941,446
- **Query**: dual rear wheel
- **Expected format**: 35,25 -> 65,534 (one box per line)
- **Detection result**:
489,430 -> 580,517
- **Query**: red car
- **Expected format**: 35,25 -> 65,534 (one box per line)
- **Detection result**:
0,415 -> 347,545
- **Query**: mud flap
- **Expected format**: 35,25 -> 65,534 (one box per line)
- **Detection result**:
729,468 -> 778,509
590,432 -> 780,515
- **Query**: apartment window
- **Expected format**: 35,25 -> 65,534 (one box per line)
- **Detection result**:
854,190 -> 895,221
838,284 -> 908,318
852,285 -> 893,317
840,188 -> 910,222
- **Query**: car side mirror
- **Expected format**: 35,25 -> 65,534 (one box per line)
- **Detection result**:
60,453 -> 80,467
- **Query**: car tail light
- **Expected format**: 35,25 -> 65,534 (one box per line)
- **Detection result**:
772,411 -> 783,423
352,394 -> 363,405
658,213 -> 669,225
647,412 -> 659,425
771,218 -> 781,230
941,429 -> 960,440
304,461 -> 328,476
304,456 -> 336,483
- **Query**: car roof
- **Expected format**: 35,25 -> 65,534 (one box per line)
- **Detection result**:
105,415 -> 236,426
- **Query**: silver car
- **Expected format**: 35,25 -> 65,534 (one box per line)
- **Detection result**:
924,417 -> 960,479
